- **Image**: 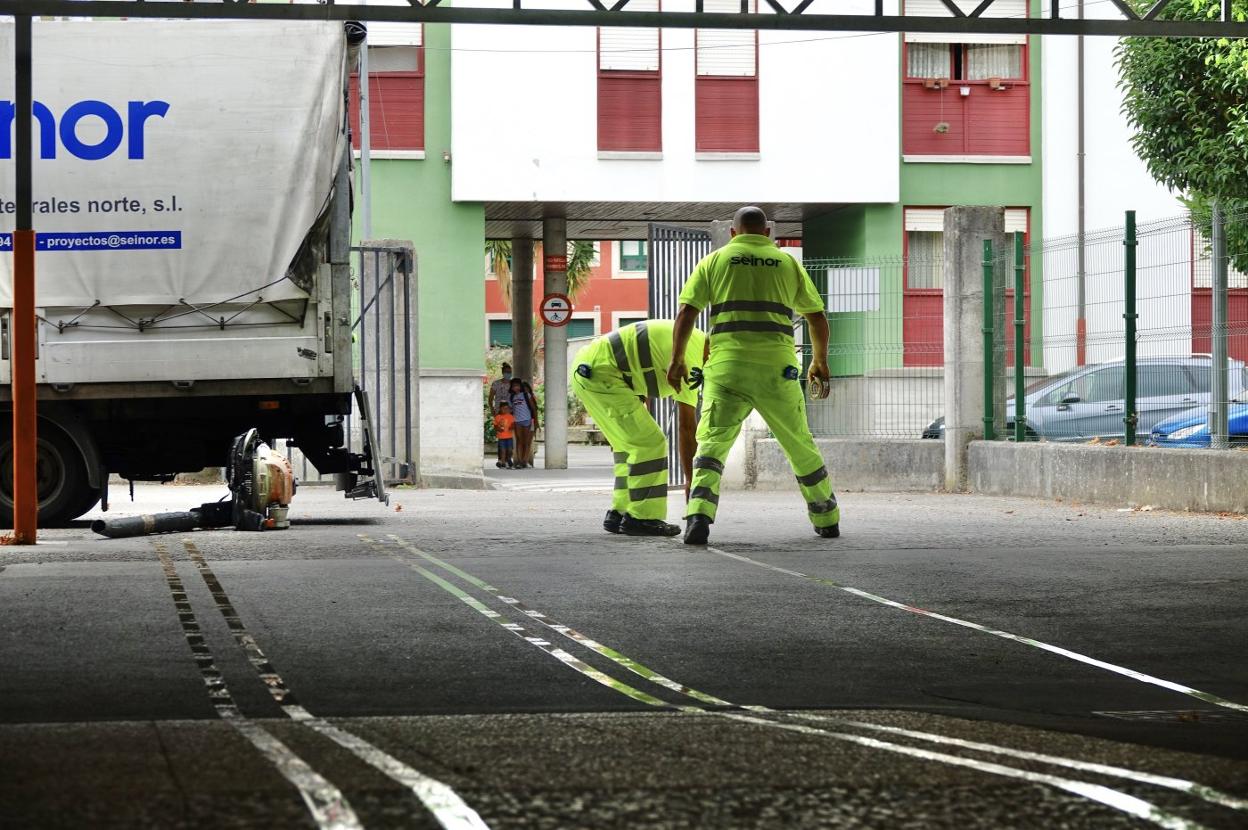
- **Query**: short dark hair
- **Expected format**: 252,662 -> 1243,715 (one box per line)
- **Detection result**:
499,402 -> 511,410
501,362 -> 512,371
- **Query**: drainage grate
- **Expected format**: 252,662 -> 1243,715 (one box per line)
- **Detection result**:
1094,709 -> 1248,724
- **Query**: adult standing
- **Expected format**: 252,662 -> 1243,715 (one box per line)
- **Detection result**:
571,319 -> 706,537
488,362 -> 513,414
508,378 -> 540,469
667,206 -> 839,545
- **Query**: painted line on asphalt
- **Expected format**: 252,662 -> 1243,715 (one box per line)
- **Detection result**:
718,713 -> 1204,830
152,542 -> 363,830
377,535 -> 1219,828
701,544 -> 1248,715
359,535 -> 682,710
182,540 -> 491,830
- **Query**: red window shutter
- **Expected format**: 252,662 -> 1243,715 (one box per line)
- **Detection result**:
349,71 -> 425,151
965,86 -> 1029,156
695,76 -> 759,152
902,83 -> 965,155
598,73 -> 662,152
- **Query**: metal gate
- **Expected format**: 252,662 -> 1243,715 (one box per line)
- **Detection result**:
647,223 -> 712,487
287,244 -> 419,486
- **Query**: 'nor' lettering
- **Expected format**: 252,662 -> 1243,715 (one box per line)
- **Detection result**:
0,99 -> 169,160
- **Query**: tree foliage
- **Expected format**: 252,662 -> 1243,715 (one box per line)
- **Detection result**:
1117,0 -> 1248,265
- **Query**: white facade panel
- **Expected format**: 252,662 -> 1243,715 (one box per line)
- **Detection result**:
360,0 -> 423,47
450,0 -> 900,206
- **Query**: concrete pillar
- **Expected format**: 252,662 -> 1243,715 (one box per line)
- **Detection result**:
943,206 -> 1007,492
511,236 -> 534,382
542,217 -> 568,469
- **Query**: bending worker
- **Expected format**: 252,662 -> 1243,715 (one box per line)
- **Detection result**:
668,206 -> 839,545
571,319 -> 706,537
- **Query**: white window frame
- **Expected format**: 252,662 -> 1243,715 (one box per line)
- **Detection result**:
611,310 -> 649,331
485,312 -> 514,349
612,240 -> 650,279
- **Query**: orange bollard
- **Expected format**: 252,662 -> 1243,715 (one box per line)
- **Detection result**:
12,229 -> 37,543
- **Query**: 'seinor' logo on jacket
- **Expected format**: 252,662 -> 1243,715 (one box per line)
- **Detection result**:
728,254 -> 783,267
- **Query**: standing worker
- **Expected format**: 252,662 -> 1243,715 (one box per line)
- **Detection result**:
571,319 -> 706,537
667,206 -> 839,545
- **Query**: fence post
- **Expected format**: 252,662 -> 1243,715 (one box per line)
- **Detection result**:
1123,210 -> 1138,446
1013,231 -> 1027,443
982,239 -> 995,441
1211,202 -> 1230,450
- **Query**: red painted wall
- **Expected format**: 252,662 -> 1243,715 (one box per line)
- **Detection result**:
1191,289 -> 1248,362
485,241 -> 650,335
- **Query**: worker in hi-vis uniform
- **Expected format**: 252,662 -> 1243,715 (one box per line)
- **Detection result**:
571,319 -> 707,537
668,206 -> 839,545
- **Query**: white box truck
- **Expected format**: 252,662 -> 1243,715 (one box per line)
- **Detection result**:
0,19 -> 387,525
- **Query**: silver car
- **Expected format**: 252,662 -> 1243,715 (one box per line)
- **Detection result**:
923,356 -> 1248,441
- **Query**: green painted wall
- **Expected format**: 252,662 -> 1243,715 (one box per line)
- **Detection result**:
354,21 -> 486,372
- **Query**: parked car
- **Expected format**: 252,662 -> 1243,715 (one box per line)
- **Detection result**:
921,356 -> 1248,441
1149,400 -> 1248,447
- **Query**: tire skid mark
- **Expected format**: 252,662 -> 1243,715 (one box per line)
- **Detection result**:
181,540 -> 490,830
152,541 -> 363,830
702,544 -> 1248,715
377,534 -> 1238,829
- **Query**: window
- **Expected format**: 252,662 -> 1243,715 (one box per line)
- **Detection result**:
349,41 -> 425,152
902,0 -> 1029,159
619,241 -> 648,272
906,231 -> 944,290
568,319 -> 596,339
488,320 -> 512,347
598,0 -> 661,153
1086,367 -> 1125,403
695,0 -> 759,154
1138,365 -> 1199,398
618,317 -> 647,330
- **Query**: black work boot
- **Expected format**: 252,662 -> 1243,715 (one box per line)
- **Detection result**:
683,515 -> 711,546
621,515 -> 681,537
814,524 -> 840,539
603,509 -> 624,534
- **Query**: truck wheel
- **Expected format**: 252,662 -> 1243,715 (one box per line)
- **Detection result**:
0,425 -> 93,528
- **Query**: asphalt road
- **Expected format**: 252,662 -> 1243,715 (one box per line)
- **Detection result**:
2,456 -> 1247,829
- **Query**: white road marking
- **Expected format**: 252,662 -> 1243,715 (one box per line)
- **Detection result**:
703,544 -> 1248,715
380,535 -> 1223,829
182,541 -> 491,830
153,543 -> 363,830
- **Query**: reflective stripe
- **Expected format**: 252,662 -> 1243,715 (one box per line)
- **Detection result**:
628,457 -> 669,476
607,330 -> 635,389
709,321 -> 795,337
614,476 -> 628,491
709,300 -> 793,319
613,451 -> 628,464
807,498 -> 838,514
689,486 -> 720,505
796,466 -> 829,487
693,456 -> 724,474
635,322 -> 661,399
629,484 -> 669,502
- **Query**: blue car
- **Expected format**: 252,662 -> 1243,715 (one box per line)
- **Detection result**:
1149,401 -> 1248,447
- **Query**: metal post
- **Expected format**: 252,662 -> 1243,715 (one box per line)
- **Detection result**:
1076,0 -> 1087,366
982,239 -> 995,441
12,15 -> 37,543
1013,231 -> 1026,443
358,41 -> 372,240
1211,202 -> 1230,450
1123,210 -> 1138,446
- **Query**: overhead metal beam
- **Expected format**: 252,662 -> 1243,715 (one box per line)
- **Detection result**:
0,0 -> 1244,38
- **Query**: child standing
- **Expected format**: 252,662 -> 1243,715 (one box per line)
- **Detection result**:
493,403 -> 516,468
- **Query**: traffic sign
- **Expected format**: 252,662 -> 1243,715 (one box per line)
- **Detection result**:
540,293 -> 573,327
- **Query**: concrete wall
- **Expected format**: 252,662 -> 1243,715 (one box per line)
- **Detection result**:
747,438 -> 945,493
969,441 -> 1248,513
450,0 -> 899,206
